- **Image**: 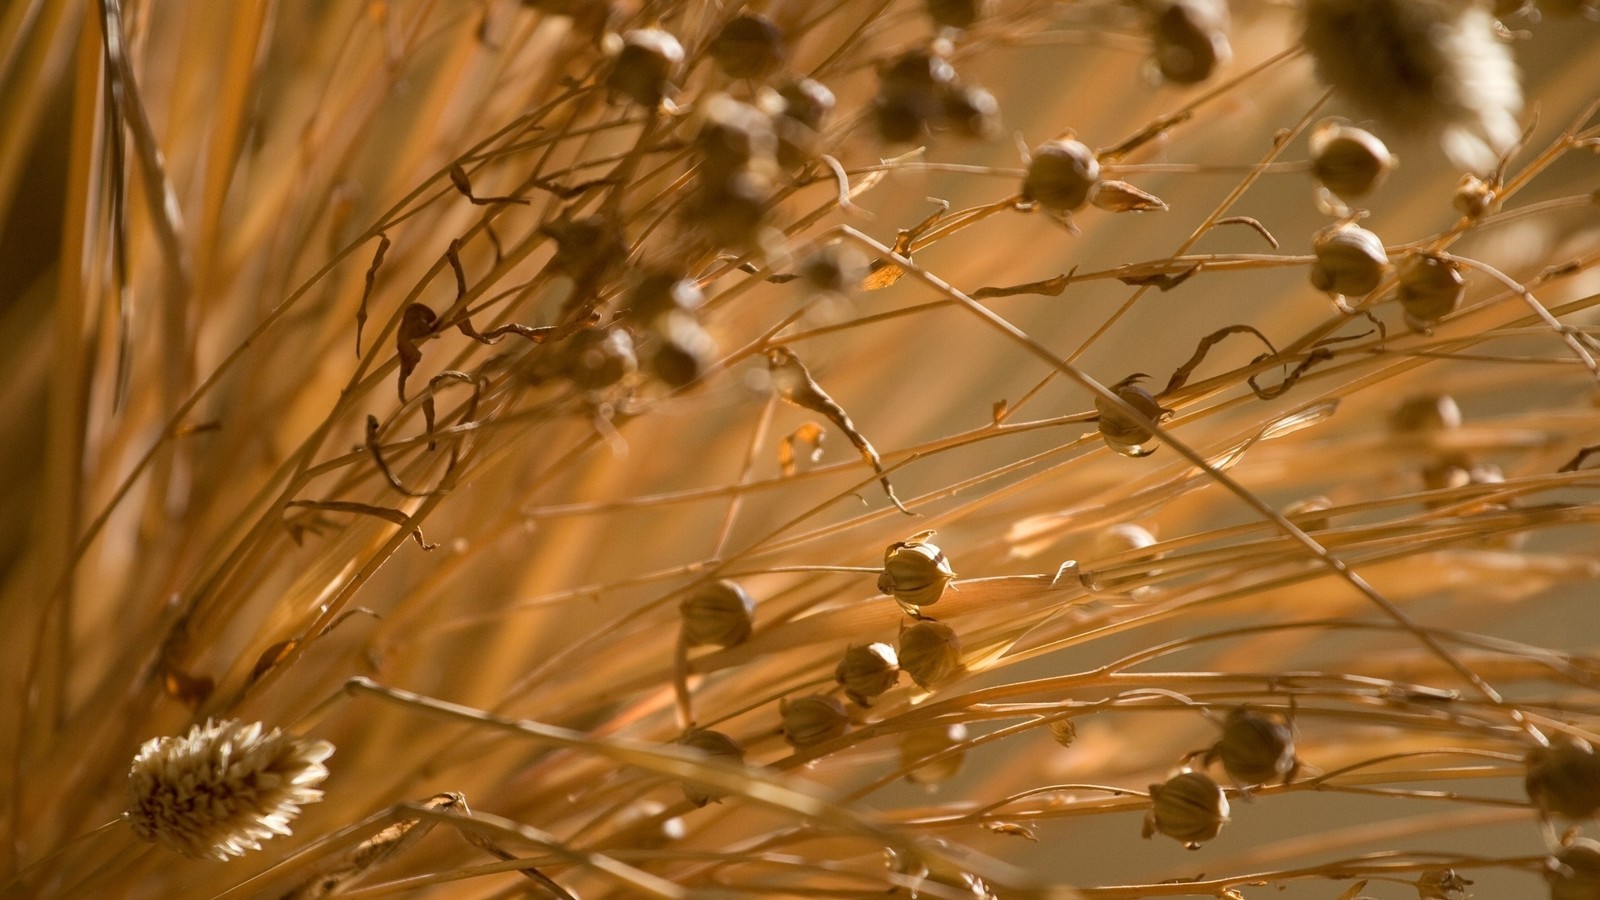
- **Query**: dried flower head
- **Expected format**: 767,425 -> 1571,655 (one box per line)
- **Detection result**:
125,719 -> 333,861
1143,770 -> 1230,848
1301,0 -> 1522,173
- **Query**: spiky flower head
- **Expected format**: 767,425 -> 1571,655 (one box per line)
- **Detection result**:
125,719 -> 333,861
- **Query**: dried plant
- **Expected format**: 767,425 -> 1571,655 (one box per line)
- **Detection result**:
4,1 -> 1600,897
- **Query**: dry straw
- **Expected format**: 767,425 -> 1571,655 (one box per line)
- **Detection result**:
3,0 -> 1600,897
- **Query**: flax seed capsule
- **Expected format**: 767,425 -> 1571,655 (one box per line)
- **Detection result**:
1310,120 -> 1394,202
902,723 -> 969,787
677,728 -> 746,806
606,29 -> 684,108
1398,253 -> 1466,324
1096,374 -> 1167,458
1023,140 -> 1100,213
1143,770 -> 1229,848
708,13 -> 785,80
835,642 -> 900,706
897,620 -> 961,690
878,535 -> 956,614
1526,737 -> 1600,820
679,579 -> 754,648
1212,707 -> 1296,786
781,695 -> 849,747
1310,223 -> 1388,297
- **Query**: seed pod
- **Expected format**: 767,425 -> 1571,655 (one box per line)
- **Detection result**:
878,535 -> 956,613
1454,173 -> 1499,218
647,310 -> 718,388
1089,179 -> 1168,213
1416,869 -> 1472,899
628,270 -> 704,321
835,642 -> 900,705
1213,707 -> 1297,786
941,84 -> 1002,140
688,170 -> 772,250
1526,737 -> 1600,819
1398,253 -> 1466,324
799,243 -> 868,295
1310,223 -> 1388,297
873,90 -> 935,143
898,619 -> 961,689
776,78 -> 836,131
679,580 -> 754,648
1392,393 -> 1463,434
543,215 -> 628,285
781,695 -> 849,747
695,95 -> 777,183
709,13 -> 785,80
902,723 -> 969,787
606,29 -> 684,108
1310,120 -> 1395,201
1023,140 -> 1101,213
1148,0 -> 1231,85
1547,837 -> 1600,900
565,327 -> 637,391
1048,719 -> 1077,748
1142,771 -> 1229,848
677,728 -> 746,806
1096,374 -> 1168,458
927,0 -> 986,29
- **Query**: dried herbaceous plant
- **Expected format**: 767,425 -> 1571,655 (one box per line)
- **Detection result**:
4,0 -> 1600,898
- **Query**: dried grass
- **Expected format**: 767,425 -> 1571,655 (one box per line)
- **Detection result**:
4,1 -> 1600,897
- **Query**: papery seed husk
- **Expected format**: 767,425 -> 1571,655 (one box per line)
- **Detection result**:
836,642 -> 900,705
1024,140 -> 1101,212
1310,224 -> 1388,296
781,695 -> 849,747
898,620 -> 961,689
1143,771 -> 1229,847
902,723 -> 969,786
1090,179 -> 1167,213
680,579 -> 755,647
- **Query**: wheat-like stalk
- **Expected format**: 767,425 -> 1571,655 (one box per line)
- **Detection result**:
4,0 -> 1600,897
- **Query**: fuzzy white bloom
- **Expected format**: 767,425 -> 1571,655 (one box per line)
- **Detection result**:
1302,0 -> 1523,173
125,719 -> 334,861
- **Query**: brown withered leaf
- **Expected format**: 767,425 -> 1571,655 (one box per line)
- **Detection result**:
366,415 -> 448,499
1116,264 -> 1199,291
251,639 -> 298,684
396,304 -> 438,401
766,347 -> 913,515
357,233 -> 391,357
285,498 -> 438,550
1165,324 -> 1278,395
778,422 -> 826,476
973,269 -> 1075,300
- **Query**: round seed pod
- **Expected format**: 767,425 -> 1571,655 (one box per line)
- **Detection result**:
1048,719 -> 1077,748
1310,120 -> 1395,201
898,620 -> 961,689
647,310 -> 718,389
927,0 -> 986,29
628,270 -> 704,321
677,728 -> 746,806
877,536 -> 956,614
679,579 -> 755,648
941,84 -> 1002,140
695,94 -> 777,181
1546,837 -> 1600,900
1096,374 -> 1168,458
1392,393 -> 1463,433
776,78 -> 836,131
687,170 -> 772,250
1526,737 -> 1600,819
902,723 -> 969,787
799,243 -> 868,295
835,642 -> 900,706
1213,707 -> 1296,786
543,215 -> 628,284
873,90 -> 936,143
1143,771 -> 1229,848
1398,253 -> 1466,324
1148,0 -> 1231,85
1023,140 -> 1101,213
872,53 -> 954,144
565,327 -> 637,391
1310,223 -> 1388,297
709,13 -> 785,80
606,29 -> 684,108
781,695 -> 849,747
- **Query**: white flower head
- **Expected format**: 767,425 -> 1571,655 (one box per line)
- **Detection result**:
1302,0 -> 1523,173
125,718 -> 334,861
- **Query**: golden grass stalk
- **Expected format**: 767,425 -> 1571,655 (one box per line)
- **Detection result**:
4,0 -> 1600,897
